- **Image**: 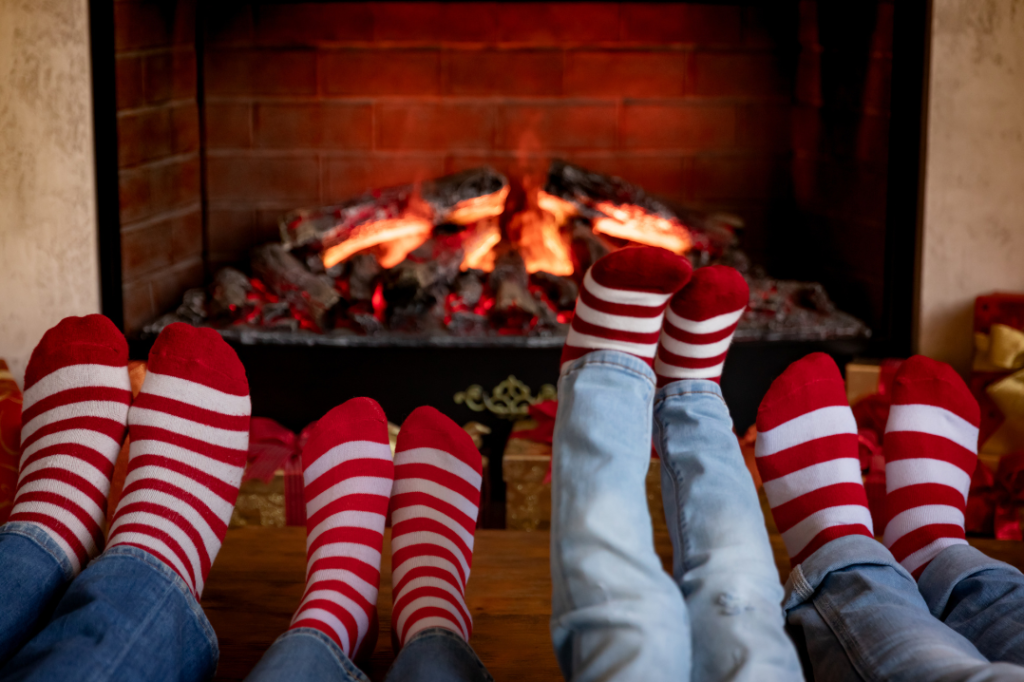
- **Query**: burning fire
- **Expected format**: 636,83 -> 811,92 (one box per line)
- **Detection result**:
512,188 -> 574,276
321,190 -> 434,269
460,218 -> 502,272
447,185 -> 510,225
591,201 -> 692,255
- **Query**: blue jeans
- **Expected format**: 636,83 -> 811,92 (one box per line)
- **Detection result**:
0,521 -> 490,682
0,521 -> 218,682
550,350 -> 801,681
785,534 -> 1024,681
246,627 -> 493,682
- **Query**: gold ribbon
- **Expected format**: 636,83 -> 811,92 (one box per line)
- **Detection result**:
975,324 -> 1024,372
986,368 -> 1024,456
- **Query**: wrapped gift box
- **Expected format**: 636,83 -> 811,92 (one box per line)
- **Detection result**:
0,360 -> 22,525
503,418 -> 666,532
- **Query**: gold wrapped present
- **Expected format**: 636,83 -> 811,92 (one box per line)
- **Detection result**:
503,419 -> 666,532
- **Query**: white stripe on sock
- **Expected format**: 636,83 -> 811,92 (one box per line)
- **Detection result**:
900,536 -> 968,575
20,429 -> 121,466
23,364 -> 130,407
781,505 -> 874,558
140,372 -> 251,416
756,406 -> 858,458
306,478 -> 392,517
394,448 -> 482,489
658,332 -> 734,359
582,270 -> 673,307
664,307 -> 744,335
304,441 -> 393,486
391,479 -> 478,519
574,299 -> 663,333
762,457 -> 864,507
306,510 -> 387,551
883,505 -> 965,547
391,504 -> 476,552
885,404 -> 979,453
885,459 -> 972,499
564,329 -> 659,357
20,401 -> 129,441
128,408 -> 249,450
391,530 -> 470,578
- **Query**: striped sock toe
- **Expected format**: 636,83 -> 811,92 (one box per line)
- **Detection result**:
755,352 -> 873,566
9,315 -> 131,574
288,397 -> 394,659
655,265 -> 748,386
390,406 -> 482,648
106,323 -> 250,598
883,355 -> 979,577
560,246 -> 692,374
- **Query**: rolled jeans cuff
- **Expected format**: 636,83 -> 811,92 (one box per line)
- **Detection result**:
0,521 -> 77,583
917,543 -> 1022,619
783,535 -> 912,611
655,377 -> 725,403
558,349 -> 657,386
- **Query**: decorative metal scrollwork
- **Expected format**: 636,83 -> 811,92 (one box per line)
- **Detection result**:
454,375 -> 556,419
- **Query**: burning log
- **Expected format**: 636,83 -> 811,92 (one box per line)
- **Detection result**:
280,167 -> 510,269
251,244 -> 340,331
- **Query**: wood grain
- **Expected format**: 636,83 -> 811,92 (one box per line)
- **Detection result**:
203,527 -> 1024,681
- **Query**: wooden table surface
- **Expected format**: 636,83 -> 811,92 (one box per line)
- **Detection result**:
202,528 -> 1024,681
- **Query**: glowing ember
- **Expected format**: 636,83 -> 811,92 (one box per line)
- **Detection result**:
514,189 -> 574,276
536,190 -> 577,225
460,218 -> 502,272
446,185 -> 510,225
591,201 -> 692,255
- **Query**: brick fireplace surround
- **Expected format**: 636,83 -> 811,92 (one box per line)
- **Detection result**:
109,1 -> 909,345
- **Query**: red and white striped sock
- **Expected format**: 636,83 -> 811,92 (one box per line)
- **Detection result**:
390,406 -> 482,647
289,398 -> 394,659
106,323 -> 250,598
9,315 -> 131,574
883,355 -> 979,577
654,265 -> 747,386
755,353 -> 874,566
560,246 -> 692,374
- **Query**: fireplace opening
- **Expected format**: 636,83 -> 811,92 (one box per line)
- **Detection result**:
95,1 -> 926,524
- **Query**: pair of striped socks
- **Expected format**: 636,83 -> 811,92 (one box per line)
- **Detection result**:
10,315 -> 481,663
559,246 -> 749,385
755,352 -> 980,577
289,400 -> 482,659
10,316 -> 250,598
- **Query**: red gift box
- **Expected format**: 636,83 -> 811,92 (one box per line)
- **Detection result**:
0,360 -> 23,525
972,293 -> 1024,457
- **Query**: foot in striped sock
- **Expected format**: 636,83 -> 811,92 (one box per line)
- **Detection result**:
288,398 -> 394,661
560,246 -> 692,374
9,315 -> 131,574
106,323 -> 250,599
755,353 -> 874,566
883,356 -> 979,578
390,406 -> 482,649
654,265 -> 747,386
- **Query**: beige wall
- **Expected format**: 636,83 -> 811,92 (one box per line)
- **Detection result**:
918,0 -> 1024,372
0,0 -> 101,388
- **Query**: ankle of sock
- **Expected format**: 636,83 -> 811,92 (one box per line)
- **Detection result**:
106,323 -> 250,598
289,398 -> 394,658
9,315 -> 131,574
390,406 -> 482,647
883,355 -> 979,577
560,246 -> 691,374
755,353 -> 874,566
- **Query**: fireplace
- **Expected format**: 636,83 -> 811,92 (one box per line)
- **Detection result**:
90,0 -> 927,521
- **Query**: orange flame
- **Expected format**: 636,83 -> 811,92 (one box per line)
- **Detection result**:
515,188 -> 574,276
460,218 -> 502,272
446,185 -> 510,225
591,201 -> 691,255
321,189 -> 433,269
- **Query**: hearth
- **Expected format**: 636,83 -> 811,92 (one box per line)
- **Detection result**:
90,1 -> 927,523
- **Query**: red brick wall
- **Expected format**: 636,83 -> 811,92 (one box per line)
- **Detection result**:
202,2 -> 795,270
115,0 -> 203,333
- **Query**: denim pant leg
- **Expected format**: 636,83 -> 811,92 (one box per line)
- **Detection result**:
918,544 -> 1024,665
0,523 -> 76,667
246,627 -> 490,682
551,350 -> 690,682
784,535 -> 1024,682
386,628 -> 493,682
245,628 -> 370,682
0,546 -> 218,682
653,380 -> 803,682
